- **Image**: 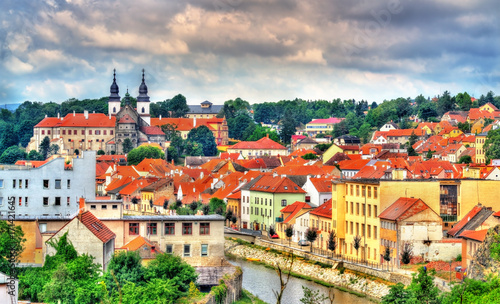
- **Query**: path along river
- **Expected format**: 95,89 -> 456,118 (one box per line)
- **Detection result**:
228,257 -> 373,304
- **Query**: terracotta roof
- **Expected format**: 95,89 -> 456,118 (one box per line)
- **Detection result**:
227,190 -> 241,200
280,201 -> 313,224
309,177 -> 333,193
337,159 -> 370,170
448,205 -> 494,237
106,176 -> 133,192
220,152 -> 241,160
273,165 -> 325,176
118,114 -> 135,124
378,197 -> 429,221
386,129 -> 425,137
34,117 -> 63,128
48,211 -> 116,244
230,137 -> 286,150
309,199 -> 332,219
120,236 -> 161,253
97,155 -> 127,162
352,164 -> 389,179
249,175 -> 306,193
493,210 -> 500,217
290,148 -> 318,157
140,126 -> 165,135
460,229 -> 488,242
150,117 -> 225,132
58,113 -> 115,127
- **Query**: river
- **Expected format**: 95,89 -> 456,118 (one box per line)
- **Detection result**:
228,257 -> 373,304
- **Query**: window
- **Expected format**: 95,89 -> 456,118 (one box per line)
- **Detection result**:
368,225 -> 371,238
67,197 -> 70,206
200,223 -> 210,235
356,185 -> 360,196
95,130 -> 100,135
368,204 -> 372,217
129,223 -> 139,235
68,130 -> 72,135
110,130 -> 114,135
183,244 -> 191,257
67,179 -> 71,189
43,180 -> 49,189
55,197 -> 61,206
89,130 -> 92,135
62,130 -> 66,135
43,197 -> 49,206
55,179 -> 61,189
182,223 -> 192,235
25,197 -> 28,207
25,179 -> 28,189
350,222 -> 353,235
281,199 -> 287,207
345,201 -> 348,213
101,205 -> 107,209
41,130 -> 45,135
91,205 -> 96,210
350,185 -> 353,195
374,206 -> 378,217
374,226 -> 378,239
13,179 -> 16,188
356,203 -> 359,215
39,223 -> 47,233
18,197 -> 21,206
0,197 -> 3,206
81,130 -> 85,135
112,205 -> 118,209
104,130 -> 107,135
362,203 -> 366,216
19,179 -> 22,189
201,244 -> 208,257
165,223 -> 175,235
374,187 -> 378,199
350,202 -> 353,214
147,223 -> 157,235
166,244 -> 173,254
368,187 -> 371,198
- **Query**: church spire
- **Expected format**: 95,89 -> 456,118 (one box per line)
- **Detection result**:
137,68 -> 150,102
109,68 -> 120,100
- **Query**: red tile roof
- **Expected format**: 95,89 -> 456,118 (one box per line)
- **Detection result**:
34,117 -> 63,128
387,129 -> 426,137
230,137 -> 286,150
273,165 -> 325,176
49,211 -> 116,244
120,236 -> 161,253
460,229 -> 488,242
447,206 -> 483,237
118,114 -> 135,124
378,197 -> 429,221
97,155 -> 127,162
494,210 -> 500,217
140,126 -> 165,135
250,175 -> 306,193
310,199 -> 332,219
280,201 -> 313,223
309,177 -> 333,193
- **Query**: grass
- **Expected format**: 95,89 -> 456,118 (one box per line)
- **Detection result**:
233,289 -> 267,304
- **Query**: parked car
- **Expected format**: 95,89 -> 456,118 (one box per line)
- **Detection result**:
298,239 -> 309,246
270,234 -> 279,239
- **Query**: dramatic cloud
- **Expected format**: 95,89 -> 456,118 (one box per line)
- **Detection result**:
0,0 -> 499,105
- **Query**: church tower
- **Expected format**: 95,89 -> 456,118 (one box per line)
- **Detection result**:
108,69 -> 121,116
136,69 -> 151,125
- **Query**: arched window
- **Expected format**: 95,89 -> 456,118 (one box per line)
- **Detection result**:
113,107 -> 116,113
142,107 -> 145,113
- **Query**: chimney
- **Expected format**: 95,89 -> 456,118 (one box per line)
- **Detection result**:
45,114 -> 47,118
57,112 -> 60,119
193,116 -> 197,127
159,114 -> 162,120
79,197 -> 85,214
93,111 -> 95,113
109,113 -> 111,119
84,110 -> 89,120
73,110 -> 75,117
266,133 -> 269,138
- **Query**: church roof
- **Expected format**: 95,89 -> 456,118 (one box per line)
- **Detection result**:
59,113 -> 116,127
140,126 -> 165,135
118,114 -> 136,124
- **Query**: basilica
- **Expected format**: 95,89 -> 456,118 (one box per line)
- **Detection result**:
28,70 -> 166,155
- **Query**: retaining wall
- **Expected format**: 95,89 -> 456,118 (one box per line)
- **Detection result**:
202,266 -> 243,304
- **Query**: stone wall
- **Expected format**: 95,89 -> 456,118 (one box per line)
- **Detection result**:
201,267 -> 243,304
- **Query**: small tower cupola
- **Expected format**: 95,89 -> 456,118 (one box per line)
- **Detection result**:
108,69 -> 121,115
136,69 -> 151,124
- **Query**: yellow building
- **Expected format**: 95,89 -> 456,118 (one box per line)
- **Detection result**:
475,132 -> 487,164
331,179 -> 500,264
305,118 -> 344,137
322,143 -> 345,164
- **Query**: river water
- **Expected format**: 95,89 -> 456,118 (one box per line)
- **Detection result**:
228,258 -> 373,304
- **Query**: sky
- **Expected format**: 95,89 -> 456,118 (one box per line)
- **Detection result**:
0,0 -> 499,106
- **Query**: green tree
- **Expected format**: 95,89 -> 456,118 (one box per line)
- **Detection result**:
418,102 -> 438,121
228,112 -> 255,140
218,97 -> 251,119
0,145 -> 27,164
144,253 -> 198,293
49,144 -> 60,156
327,230 -> 337,256
401,242 -> 413,265
381,282 -> 414,304
415,94 -> 427,106
306,228 -> 318,252
74,148 -> 80,156
458,155 -> 472,164
456,92 -> 472,111
97,149 -> 105,155
127,145 -> 165,165
209,197 -> 226,215
27,149 -> 44,160
407,267 -> 440,304
120,279 -> 181,304
187,125 -> 218,156
39,136 -> 51,159
300,286 -> 329,304
246,125 -> 280,142
0,122 -> 18,155
0,220 -> 26,275
104,251 -> 144,294
122,138 -> 134,154
280,110 -> 298,144
353,235 -> 362,259
437,91 -> 454,116
457,121 -> 472,133
167,94 -> 190,118
285,226 -> 294,247
406,132 -> 419,157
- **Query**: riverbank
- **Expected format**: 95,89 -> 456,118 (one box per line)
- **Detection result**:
225,239 -> 390,300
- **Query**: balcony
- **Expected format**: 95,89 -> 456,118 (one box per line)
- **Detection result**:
440,214 -> 457,222
275,217 -> 284,223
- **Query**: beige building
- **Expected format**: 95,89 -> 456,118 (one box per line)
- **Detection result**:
227,136 -> 288,157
